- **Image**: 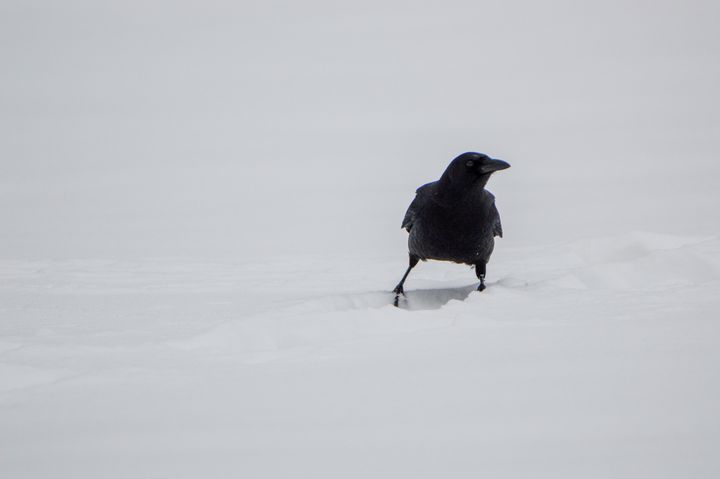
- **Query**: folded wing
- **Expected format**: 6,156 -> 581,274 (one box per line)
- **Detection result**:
401,182 -> 436,232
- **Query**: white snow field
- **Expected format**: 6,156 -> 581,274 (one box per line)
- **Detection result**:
2,234 -> 720,478
2,1 -> 720,478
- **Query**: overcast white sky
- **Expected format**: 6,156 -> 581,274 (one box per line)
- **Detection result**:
1,0 -> 718,259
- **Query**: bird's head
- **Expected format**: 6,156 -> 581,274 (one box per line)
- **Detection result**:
440,152 -> 510,190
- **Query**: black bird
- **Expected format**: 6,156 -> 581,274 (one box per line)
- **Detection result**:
393,152 -> 510,306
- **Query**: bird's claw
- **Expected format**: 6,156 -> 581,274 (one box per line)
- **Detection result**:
393,285 -> 405,307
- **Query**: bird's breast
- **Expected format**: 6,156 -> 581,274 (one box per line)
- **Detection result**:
408,205 -> 495,264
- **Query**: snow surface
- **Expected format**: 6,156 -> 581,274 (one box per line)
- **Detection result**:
2,1 -> 720,478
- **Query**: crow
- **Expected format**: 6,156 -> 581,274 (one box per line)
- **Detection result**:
393,152 -> 510,306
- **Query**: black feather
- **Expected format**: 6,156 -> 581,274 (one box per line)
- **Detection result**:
393,152 -> 510,297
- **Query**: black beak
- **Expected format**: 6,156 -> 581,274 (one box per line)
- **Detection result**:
480,158 -> 511,174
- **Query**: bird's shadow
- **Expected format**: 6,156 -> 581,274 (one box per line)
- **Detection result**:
394,283 -> 478,310
300,284 -> 479,313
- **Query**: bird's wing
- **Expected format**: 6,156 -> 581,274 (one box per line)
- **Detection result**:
401,182 -> 435,232
482,190 -> 503,238
491,203 -> 503,238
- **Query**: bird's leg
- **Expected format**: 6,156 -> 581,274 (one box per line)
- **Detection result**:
475,262 -> 487,291
393,254 -> 419,306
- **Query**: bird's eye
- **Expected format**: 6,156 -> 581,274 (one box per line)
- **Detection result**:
466,160 -> 474,168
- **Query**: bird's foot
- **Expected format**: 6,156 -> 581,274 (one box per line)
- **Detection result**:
477,275 -> 486,292
392,285 -> 405,307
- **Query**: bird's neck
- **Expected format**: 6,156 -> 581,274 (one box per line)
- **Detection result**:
436,175 -> 490,204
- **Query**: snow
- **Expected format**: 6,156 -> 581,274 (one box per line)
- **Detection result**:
2,234 -> 719,477
2,0 -> 720,477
